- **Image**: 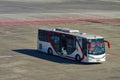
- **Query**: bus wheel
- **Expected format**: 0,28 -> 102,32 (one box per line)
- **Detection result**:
48,48 -> 53,55
75,54 -> 81,62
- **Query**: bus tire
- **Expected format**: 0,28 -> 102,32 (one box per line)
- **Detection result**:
48,48 -> 53,55
75,54 -> 81,62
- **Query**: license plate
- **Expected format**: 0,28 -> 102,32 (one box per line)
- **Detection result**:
96,59 -> 100,62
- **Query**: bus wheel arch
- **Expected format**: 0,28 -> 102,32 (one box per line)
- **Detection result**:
47,48 -> 53,55
75,54 -> 81,62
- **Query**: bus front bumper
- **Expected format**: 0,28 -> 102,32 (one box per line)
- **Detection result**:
87,55 -> 106,63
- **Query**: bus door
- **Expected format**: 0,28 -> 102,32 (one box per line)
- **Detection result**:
66,36 -> 76,55
50,33 -> 76,56
60,34 -> 67,55
60,34 -> 76,56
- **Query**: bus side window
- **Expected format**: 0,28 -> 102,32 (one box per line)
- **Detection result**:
67,36 -> 76,55
82,38 -> 87,56
54,36 -> 60,44
50,33 -> 61,52
50,33 -> 60,44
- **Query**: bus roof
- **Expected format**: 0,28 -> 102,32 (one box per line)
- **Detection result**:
39,28 -> 103,39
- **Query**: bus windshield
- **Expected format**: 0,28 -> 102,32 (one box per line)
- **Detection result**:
88,39 -> 105,55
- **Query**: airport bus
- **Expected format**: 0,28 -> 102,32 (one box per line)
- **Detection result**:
37,28 -> 110,63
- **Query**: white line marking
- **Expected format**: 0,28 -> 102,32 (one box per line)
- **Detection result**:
0,56 -> 13,58
100,0 -> 120,3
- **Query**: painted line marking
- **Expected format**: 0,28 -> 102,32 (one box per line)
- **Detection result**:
0,56 -> 13,58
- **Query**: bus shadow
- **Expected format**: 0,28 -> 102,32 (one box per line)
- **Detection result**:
13,49 -> 79,64
13,49 -> 101,65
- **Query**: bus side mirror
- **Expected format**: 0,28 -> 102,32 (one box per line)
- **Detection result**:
104,40 -> 110,48
107,42 -> 110,48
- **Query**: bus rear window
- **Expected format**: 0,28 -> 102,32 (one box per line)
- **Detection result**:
38,30 -> 48,42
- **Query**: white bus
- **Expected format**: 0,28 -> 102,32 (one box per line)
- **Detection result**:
37,28 -> 110,63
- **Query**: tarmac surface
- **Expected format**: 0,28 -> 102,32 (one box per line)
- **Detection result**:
0,23 -> 120,80
0,0 -> 120,13
0,0 -> 120,19
0,0 -> 120,80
